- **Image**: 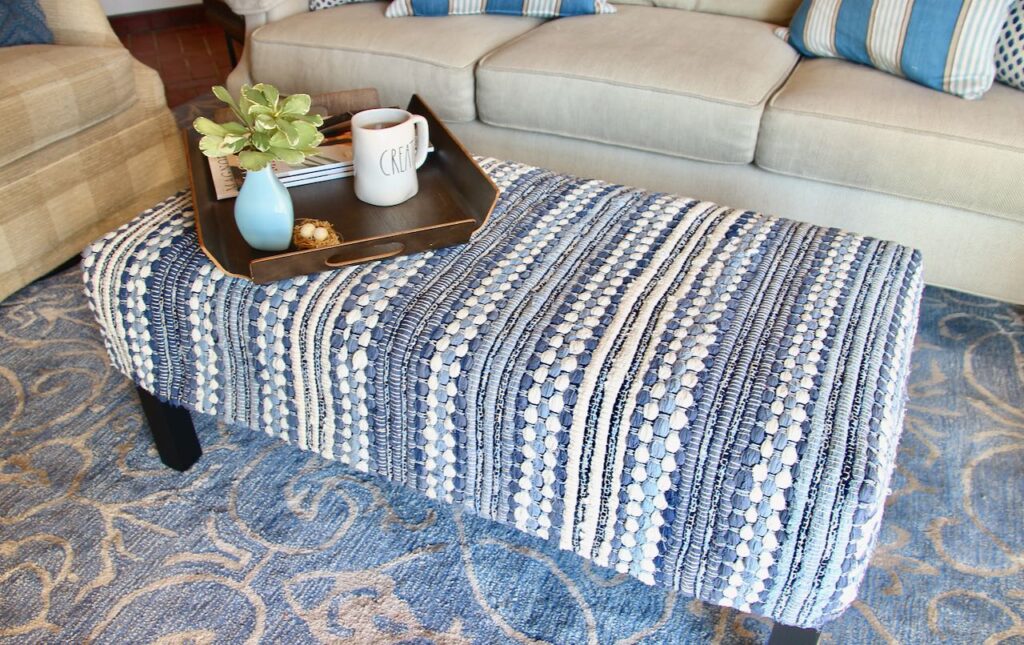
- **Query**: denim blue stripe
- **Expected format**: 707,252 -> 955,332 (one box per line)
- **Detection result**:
834,0 -> 875,66
410,0 -> 450,15
788,1 -> 813,56
485,0 -> 526,14
788,0 -> 1007,98
901,1 -> 961,91
560,0 -> 597,15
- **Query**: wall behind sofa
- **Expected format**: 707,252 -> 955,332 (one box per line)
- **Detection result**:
101,0 -> 200,16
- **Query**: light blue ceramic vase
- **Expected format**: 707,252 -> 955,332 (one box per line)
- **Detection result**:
234,165 -> 293,251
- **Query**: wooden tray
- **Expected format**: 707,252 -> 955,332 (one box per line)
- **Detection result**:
184,95 -> 498,283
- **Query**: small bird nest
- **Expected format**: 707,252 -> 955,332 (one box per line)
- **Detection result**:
293,219 -> 341,250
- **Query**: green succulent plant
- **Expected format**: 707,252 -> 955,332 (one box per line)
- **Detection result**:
193,84 -> 325,172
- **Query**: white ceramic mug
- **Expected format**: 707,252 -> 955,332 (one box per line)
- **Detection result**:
352,108 -> 429,207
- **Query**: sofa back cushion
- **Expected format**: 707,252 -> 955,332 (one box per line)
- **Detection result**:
250,3 -> 543,122
612,0 -> 801,25
477,6 -> 799,164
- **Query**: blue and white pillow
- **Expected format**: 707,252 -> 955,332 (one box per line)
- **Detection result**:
0,0 -> 53,47
996,0 -> 1024,90
309,0 -> 375,10
385,0 -> 615,18
788,0 -> 1012,99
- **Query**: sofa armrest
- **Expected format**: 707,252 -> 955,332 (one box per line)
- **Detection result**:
37,0 -> 121,48
223,0 -> 307,93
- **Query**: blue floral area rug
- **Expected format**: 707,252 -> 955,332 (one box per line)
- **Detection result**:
1,269 -> 1021,644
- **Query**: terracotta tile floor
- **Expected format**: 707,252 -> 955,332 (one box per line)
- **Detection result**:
119,22 -> 235,108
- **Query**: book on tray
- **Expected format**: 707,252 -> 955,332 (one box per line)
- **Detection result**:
208,131 -> 355,200
207,129 -> 434,200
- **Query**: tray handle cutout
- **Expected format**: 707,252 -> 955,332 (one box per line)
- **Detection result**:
325,241 -> 406,268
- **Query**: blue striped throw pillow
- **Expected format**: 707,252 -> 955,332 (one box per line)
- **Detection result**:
788,0 -> 1013,99
385,0 -> 615,17
0,0 -> 53,47
996,0 -> 1023,89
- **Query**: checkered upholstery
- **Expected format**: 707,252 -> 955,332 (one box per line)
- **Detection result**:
37,0 -> 121,47
0,0 -> 187,301
0,45 -> 137,167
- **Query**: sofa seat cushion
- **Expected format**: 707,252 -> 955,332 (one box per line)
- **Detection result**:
756,58 -> 1024,222
248,2 -> 543,123
476,6 -> 799,164
0,44 -> 135,167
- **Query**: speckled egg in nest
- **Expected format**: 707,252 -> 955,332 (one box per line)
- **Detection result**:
293,219 -> 341,249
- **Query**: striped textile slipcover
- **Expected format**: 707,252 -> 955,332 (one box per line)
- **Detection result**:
788,0 -> 1011,99
82,159 -> 923,628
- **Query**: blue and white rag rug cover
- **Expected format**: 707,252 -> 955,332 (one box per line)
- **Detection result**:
82,159 -> 923,629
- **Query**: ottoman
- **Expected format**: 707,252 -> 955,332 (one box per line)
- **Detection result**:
82,159 -> 923,639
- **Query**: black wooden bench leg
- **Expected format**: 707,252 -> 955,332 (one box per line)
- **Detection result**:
768,623 -> 821,645
136,386 -> 202,472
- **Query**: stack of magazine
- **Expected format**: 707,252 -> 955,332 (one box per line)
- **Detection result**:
208,131 -> 355,200
208,129 -> 435,200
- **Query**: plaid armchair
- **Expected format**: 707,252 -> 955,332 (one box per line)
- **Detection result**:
0,0 -> 186,301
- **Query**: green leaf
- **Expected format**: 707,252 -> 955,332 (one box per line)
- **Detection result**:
293,135 -> 324,154
193,117 -> 226,137
242,85 -> 270,107
238,150 -> 276,172
222,134 -> 248,154
198,134 -> 235,157
238,94 -> 257,125
275,118 -> 300,146
292,113 -> 325,127
268,131 -> 289,148
251,131 -> 272,152
254,114 -> 277,132
212,85 -> 235,107
247,104 -> 274,116
280,93 -> 311,117
292,121 -> 321,149
197,135 -> 222,156
258,83 -> 279,109
269,147 -> 305,165
221,121 -> 248,135
211,85 -> 248,125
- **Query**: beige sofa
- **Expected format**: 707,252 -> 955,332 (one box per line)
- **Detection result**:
225,0 -> 1024,304
0,0 -> 186,301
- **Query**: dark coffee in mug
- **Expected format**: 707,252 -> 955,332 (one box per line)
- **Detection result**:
364,120 -> 404,130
